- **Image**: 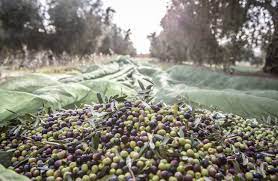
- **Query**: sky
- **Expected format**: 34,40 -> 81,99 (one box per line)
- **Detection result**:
103,0 -> 170,54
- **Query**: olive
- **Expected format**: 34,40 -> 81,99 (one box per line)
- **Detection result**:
215,172 -> 224,180
118,160 -> 126,168
201,159 -> 210,168
160,170 -> 169,178
136,160 -> 144,168
81,164 -> 89,173
75,149 -> 83,156
267,168 -> 278,174
193,164 -> 201,172
208,166 -> 217,177
121,135 -> 128,144
130,151 -> 139,159
245,172 -> 253,181
54,160 -> 62,168
186,149 -> 195,157
91,165 -> 98,174
177,165 -> 185,173
46,169 -> 54,177
120,150 -> 129,158
102,157 -> 112,165
113,156 -> 121,163
184,143 -> 191,150
218,156 -> 227,165
170,160 -> 178,167
158,162 -> 168,170
183,174 -> 193,181
253,173 -> 263,179
57,150 -> 66,159
0,101 -> 276,181
92,152 -> 102,160
23,164 -> 31,172
265,156 -> 272,163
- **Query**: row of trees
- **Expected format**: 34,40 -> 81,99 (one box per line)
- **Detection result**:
148,0 -> 277,73
0,0 -> 136,58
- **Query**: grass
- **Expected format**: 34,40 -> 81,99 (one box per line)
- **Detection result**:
231,65 -> 261,73
37,66 -> 81,74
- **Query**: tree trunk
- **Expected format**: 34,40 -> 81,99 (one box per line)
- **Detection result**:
263,8 -> 278,74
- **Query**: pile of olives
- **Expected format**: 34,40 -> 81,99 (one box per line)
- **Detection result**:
0,100 -> 277,181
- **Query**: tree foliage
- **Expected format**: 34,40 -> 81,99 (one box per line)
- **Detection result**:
99,25 -> 136,56
149,0 -> 277,73
0,0 -> 44,50
0,0 -> 136,56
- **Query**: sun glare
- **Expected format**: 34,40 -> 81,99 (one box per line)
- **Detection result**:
103,0 -> 169,54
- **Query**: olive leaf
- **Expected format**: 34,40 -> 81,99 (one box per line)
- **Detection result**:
261,152 -> 276,157
231,144 -> 238,154
126,157 -> 136,181
126,156 -> 133,168
231,160 -> 242,173
267,115 -> 271,124
110,101 -> 115,112
194,118 -> 201,128
98,175 -> 115,181
104,96 -> 109,103
138,80 -> 145,90
138,89 -> 152,95
148,133 -> 155,150
142,77 -> 154,85
146,96 -> 154,103
88,119 -> 96,128
146,84 -> 153,90
140,101 -> 151,109
37,165 -> 49,171
154,134 -> 164,140
136,79 -> 154,103
204,177 -> 212,181
212,112 -> 226,120
190,136 -> 199,148
32,117 -> 41,128
12,125 -> 22,136
162,136 -> 170,145
139,143 -> 148,157
181,156 -> 189,161
172,104 -> 179,116
153,150 -> 163,159
5,109 -> 17,115
14,155 -> 30,168
91,133 -> 100,150
114,149 -> 123,160
137,174 -> 146,180
178,128 -> 184,138
115,95 -> 128,102
241,153 -> 248,165
97,166 -> 109,178
187,104 -> 193,112
259,162 -> 266,178
43,140 -> 65,147
234,175 -> 245,181
96,93 -> 103,104
0,151 -> 13,167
